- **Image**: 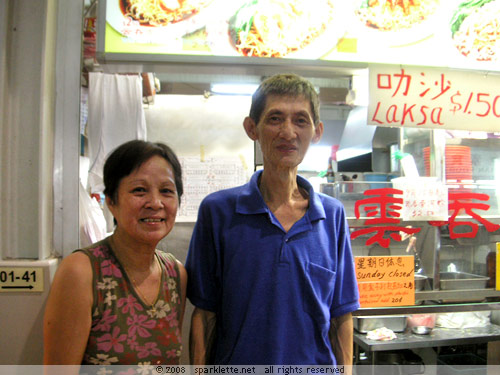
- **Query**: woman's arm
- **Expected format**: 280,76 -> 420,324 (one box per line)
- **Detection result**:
43,252 -> 93,365
176,260 -> 188,328
189,307 -> 216,365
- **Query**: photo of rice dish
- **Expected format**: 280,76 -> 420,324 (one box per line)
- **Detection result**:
356,0 -> 440,31
451,0 -> 500,61
121,0 -> 214,26
229,0 -> 336,58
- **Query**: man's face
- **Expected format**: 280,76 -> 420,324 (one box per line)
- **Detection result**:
245,94 -> 323,170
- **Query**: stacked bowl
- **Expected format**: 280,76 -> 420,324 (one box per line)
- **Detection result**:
423,145 -> 472,194
423,145 -> 472,181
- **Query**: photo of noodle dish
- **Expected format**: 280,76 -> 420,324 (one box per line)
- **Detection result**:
120,0 -> 214,26
356,0 -> 440,31
450,0 -> 500,61
225,0 -> 342,58
106,0 -> 217,40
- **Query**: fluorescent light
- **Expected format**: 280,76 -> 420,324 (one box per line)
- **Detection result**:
211,83 -> 259,95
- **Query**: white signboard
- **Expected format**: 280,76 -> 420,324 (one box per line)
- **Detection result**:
392,177 -> 448,221
369,66 -> 500,132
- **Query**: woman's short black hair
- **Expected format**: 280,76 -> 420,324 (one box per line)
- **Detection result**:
103,140 -> 183,205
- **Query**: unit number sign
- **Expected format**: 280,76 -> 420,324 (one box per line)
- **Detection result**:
0,267 -> 44,292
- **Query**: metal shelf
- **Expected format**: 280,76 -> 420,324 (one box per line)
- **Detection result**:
354,299 -> 500,316
415,288 -> 500,302
354,324 -> 500,353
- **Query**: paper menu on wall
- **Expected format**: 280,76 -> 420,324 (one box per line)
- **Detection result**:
177,156 -> 248,222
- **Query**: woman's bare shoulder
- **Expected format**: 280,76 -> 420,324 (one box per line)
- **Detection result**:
53,251 -> 93,286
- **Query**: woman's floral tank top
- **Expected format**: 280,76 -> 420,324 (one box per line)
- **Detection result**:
76,238 -> 182,366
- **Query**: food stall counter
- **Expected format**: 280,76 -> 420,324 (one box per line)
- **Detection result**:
354,324 -> 500,364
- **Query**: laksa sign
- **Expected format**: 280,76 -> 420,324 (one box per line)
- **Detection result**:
368,66 -> 500,132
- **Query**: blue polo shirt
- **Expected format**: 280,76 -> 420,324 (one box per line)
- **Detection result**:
186,170 -> 359,365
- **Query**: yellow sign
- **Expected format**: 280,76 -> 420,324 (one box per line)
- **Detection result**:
0,267 -> 44,292
355,256 -> 415,307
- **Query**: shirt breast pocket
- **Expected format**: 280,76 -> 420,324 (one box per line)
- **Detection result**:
302,262 -> 336,324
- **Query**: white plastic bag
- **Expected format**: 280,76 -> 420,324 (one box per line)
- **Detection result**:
79,181 -> 107,247
436,311 -> 491,329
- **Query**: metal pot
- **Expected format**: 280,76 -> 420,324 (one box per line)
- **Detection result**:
415,274 -> 428,291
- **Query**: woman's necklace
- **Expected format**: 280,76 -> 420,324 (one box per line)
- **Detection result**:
122,254 -> 162,314
110,238 -> 162,314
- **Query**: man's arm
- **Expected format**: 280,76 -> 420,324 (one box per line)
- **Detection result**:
190,307 -> 217,365
329,312 -> 354,366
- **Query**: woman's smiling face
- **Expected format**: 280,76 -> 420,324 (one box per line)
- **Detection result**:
106,155 -> 179,247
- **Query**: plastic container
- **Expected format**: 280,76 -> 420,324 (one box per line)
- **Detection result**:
364,173 -> 388,189
394,151 -> 419,178
406,314 -> 436,329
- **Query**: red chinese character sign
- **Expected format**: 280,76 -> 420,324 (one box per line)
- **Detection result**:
351,188 -> 421,248
351,188 -> 500,248
430,192 -> 500,239
368,66 -> 500,132
355,256 -> 415,307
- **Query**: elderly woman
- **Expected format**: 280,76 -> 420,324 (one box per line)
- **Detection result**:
44,140 -> 187,367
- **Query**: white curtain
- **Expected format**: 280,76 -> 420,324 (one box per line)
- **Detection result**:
87,72 -> 147,193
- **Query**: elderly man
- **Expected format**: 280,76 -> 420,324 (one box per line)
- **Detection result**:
186,73 -> 359,365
